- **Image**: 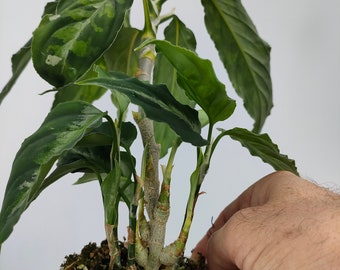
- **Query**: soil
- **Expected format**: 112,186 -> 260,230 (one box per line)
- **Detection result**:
60,240 -> 208,270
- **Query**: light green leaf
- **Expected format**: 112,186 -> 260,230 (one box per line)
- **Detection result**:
153,16 -> 197,157
215,128 -> 298,174
101,152 -> 136,224
111,91 -> 130,123
101,165 -> 121,224
104,27 -> 142,76
201,0 -> 272,133
144,39 -> 236,125
79,68 -> 207,146
100,169 -> 134,224
32,0 -> 133,87
0,101 -> 105,246
104,27 -> 141,121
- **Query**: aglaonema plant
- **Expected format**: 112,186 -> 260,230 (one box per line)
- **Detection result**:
0,0 -> 298,269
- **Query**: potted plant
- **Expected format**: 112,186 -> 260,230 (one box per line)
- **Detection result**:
0,0 -> 299,269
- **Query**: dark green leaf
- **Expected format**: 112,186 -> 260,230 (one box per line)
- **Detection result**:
56,146 -> 135,192
52,84 -> 107,108
76,121 -> 113,147
148,0 -> 167,18
56,120 -> 136,172
216,128 -> 298,174
38,160 -> 91,195
0,101 -> 105,246
43,1 -> 59,15
73,173 -> 103,185
0,39 -> 32,105
120,122 -> 137,149
79,68 -> 207,146
76,172 -> 134,207
0,1 -> 64,106
153,16 -> 197,157
145,40 -> 236,125
57,145 -> 112,174
52,59 -> 108,108
32,0 -> 133,87
201,0 -> 272,133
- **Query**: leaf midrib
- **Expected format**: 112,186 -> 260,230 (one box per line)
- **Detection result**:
210,0 -> 260,93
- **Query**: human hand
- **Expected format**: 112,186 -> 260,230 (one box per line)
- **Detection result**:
192,171 -> 340,270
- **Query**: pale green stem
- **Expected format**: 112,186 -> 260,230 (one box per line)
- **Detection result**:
161,126 -> 214,265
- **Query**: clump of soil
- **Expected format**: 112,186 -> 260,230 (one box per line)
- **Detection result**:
60,240 -> 207,270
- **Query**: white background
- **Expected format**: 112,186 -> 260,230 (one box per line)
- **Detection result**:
1,0 -> 340,268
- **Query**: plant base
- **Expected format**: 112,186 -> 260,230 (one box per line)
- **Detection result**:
60,240 -> 207,270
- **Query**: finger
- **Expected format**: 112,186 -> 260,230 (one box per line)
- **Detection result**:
206,227 -> 240,270
192,195 -> 242,259
192,171 -> 300,259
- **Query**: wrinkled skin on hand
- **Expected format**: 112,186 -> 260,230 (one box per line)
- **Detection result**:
193,171 -> 340,270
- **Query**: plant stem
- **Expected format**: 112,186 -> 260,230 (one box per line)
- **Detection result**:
105,224 -> 121,269
135,1 -> 186,269
135,0 -> 159,220
145,139 -> 180,269
127,154 -> 144,268
127,204 -> 138,268
161,131 -> 213,264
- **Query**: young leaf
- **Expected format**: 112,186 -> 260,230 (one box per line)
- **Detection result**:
201,0 -> 272,133
101,165 -> 121,224
32,0 -> 133,87
153,16 -> 197,106
79,68 -> 207,146
144,40 -> 236,125
100,153 -> 136,224
215,128 -> 298,175
111,91 -> 130,123
0,39 -> 32,106
104,27 -> 142,76
0,101 -> 105,246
